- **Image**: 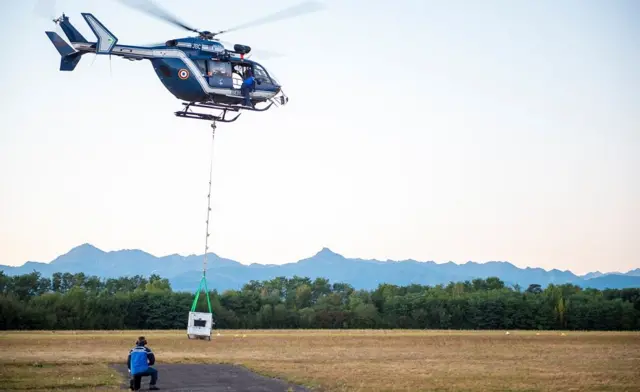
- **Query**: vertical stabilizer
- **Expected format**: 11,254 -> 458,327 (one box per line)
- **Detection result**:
81,13 -> 118,54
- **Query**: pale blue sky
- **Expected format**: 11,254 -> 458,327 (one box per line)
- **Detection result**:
1,0 -> 638,275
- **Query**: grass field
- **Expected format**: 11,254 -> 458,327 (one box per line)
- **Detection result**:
0,329 -> 639,391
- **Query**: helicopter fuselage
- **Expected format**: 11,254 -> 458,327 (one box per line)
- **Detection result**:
48,13 -> 284,107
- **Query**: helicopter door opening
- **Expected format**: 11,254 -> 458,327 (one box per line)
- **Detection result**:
232,73 -> 243,90
231,63 -> 276,92
232,63 -> 252,90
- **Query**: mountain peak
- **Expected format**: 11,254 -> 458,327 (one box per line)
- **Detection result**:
315,247 -> 340,257
51,243 -> 105,265
582,271 -> 604,280
299,247 -> 345,264
626,268 -> 640,277
65,243 -> 105,257
71,243 -> 102,252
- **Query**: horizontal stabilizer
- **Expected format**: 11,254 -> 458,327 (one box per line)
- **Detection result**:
45,31 -> 74,57
45,31 -> 85,71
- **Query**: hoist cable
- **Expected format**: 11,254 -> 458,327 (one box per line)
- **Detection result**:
202,121 -> 216,277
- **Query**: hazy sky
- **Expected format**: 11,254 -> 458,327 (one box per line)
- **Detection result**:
1,0 -> 638,275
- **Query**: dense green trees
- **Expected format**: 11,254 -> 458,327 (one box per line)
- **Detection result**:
1,270 -> 638,330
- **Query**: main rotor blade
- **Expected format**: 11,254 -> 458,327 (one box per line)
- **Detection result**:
34,0 -> 56,20
138,41 -> 171,47
216,1 -> 325,35
116,0 -> 200,33
218,39 -> 285,59
245,48 -> 285,60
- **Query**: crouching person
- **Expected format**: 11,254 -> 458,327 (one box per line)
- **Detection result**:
128,336 -> 159,390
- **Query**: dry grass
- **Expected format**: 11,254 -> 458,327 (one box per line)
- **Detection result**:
0,329 -> 639,391
0,362 -> 120,391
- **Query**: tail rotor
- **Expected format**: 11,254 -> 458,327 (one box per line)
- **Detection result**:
34,0 -> 65,37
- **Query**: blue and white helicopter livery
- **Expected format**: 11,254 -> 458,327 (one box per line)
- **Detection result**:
45,0 -> 324,123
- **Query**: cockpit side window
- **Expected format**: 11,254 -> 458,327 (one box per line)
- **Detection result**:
207,60 -> 231,77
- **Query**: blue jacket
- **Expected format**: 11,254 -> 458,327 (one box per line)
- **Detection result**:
127,344 -> 155,375
242,76 -> 256,90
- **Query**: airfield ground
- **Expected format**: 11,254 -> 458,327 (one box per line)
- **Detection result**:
0,329 -> 638,391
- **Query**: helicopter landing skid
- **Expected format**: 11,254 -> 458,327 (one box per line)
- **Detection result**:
197,101 -> 274,113
174,102 -> 242,123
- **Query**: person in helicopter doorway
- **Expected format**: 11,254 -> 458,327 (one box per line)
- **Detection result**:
128,336 -> 159,390
240,68 -> 261,107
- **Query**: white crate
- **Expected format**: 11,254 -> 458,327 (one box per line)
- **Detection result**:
186,311 -> 213,340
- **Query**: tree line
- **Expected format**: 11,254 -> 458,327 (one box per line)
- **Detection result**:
1,271 -> 639,330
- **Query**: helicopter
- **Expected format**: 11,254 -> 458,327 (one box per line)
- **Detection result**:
44,0 -> 324,123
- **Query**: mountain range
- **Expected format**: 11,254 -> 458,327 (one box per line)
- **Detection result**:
1,243 -> 639,292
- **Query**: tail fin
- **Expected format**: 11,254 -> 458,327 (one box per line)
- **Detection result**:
58,14 -> 89,44
81,13 -> 118,54
45,31 -> 84,71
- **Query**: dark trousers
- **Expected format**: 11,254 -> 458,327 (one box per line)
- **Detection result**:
240,84 -> 252,106
130,366 -> 158,389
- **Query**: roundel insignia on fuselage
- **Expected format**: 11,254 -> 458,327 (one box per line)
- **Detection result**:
178,69 -> 190,80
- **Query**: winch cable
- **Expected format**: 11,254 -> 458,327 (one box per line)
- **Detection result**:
202,120 -> 216,279
190,120 -> 216,315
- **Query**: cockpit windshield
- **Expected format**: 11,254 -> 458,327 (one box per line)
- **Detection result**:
252,63 -> 273,85
267,71 -> 281,86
